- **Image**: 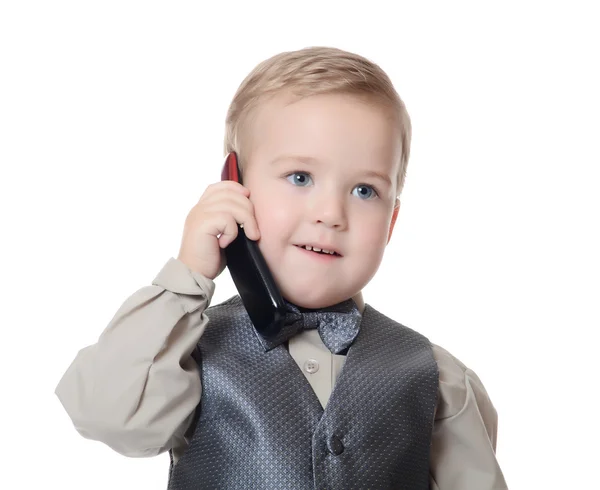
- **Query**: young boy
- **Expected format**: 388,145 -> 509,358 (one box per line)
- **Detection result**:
55,46 -> 508,489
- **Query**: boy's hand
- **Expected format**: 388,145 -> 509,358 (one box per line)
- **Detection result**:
177,181 -> 261,279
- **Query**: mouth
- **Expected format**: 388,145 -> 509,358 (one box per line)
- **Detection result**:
294,244 -> 342,257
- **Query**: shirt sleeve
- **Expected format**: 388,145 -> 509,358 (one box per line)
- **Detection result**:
54,257 -> 214,458
429,344 -> 509,490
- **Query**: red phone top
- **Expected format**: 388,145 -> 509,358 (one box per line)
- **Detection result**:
221,152 -> 242,184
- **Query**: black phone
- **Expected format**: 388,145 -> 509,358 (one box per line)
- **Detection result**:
221,152 -> 287,337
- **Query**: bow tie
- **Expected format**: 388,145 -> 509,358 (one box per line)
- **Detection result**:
253,298 -> 363,354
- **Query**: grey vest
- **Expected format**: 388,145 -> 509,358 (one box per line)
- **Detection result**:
167,295 -> 439,489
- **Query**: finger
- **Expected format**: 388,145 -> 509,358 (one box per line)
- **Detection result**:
217,215 -> 241,249
200,213 -> 239,247
238,219 -> 260,241
201,197 -> 260,241
201,181 -> 250,201
200,187 -> 253,211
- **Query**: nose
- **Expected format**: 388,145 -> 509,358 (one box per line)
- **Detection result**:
308,189 -> 348,230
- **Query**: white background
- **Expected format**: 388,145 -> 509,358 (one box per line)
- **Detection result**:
1,1 -> 598,488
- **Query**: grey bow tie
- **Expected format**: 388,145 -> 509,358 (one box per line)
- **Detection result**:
254,298 -> 363,354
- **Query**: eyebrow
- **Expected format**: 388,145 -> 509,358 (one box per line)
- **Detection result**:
269,154 -> 392,188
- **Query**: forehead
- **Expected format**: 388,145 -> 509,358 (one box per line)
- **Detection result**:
246,92 -> 401,174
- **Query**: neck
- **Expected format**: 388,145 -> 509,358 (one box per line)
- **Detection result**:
284,291 -> 365,313
352,290 -> 365,314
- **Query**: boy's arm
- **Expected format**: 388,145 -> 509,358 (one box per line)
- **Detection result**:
55,257 -> 215,458
429,344 -> 509,490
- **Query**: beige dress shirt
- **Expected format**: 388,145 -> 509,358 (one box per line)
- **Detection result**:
55,258 -> 508,489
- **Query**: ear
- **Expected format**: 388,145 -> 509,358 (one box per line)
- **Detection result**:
387,199 -> 400,244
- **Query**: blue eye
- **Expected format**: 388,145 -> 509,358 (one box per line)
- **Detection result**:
352,185 -> 378,200
286,172 -> 378,199
286,172 -> 313,187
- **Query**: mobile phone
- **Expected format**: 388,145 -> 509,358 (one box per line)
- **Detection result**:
221,152 -> 287,337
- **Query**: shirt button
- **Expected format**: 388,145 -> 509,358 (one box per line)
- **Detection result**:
327,434 -> 344,455
304,359 -> 319,374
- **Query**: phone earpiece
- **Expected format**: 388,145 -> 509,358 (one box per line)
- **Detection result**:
221,152 -> 242,184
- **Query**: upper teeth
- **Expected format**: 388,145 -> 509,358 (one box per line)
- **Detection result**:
302,245 -> 336,255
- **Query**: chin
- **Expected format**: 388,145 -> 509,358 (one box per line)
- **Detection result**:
279,283 -> 351,309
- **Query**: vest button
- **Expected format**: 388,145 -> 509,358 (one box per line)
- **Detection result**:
327,434 -> 344,455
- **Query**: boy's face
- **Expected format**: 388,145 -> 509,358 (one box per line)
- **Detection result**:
243,92 -> 401,309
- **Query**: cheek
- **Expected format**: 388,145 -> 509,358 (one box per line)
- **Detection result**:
356,221 -> 389,277
256,201 -> 288,231
252,193 -> 296,247
356,212 -> 391,248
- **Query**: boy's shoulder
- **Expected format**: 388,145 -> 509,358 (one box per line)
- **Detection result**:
427,342 -> 494,420
362,303 -> 478,415
362,303 -> 468,368
430,341 -> 469,381
202,294 -> 244,331
207,294 -> 240,312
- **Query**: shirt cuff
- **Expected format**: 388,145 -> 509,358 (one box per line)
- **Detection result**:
152,257 -> 216,301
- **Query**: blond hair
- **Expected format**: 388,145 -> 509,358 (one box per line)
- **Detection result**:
224,46 -> 411,197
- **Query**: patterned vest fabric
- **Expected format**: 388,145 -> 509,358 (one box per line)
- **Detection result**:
167,295 -> 439,490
